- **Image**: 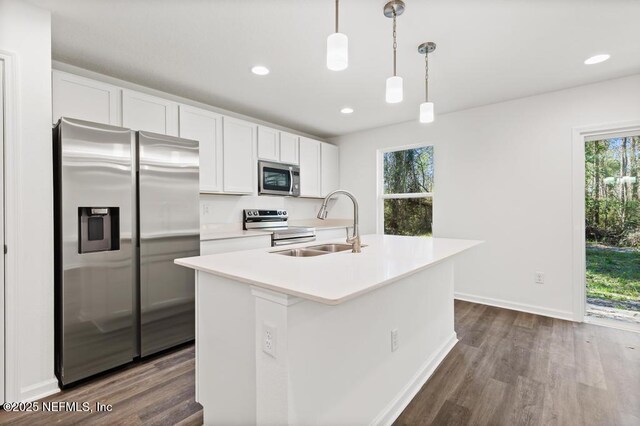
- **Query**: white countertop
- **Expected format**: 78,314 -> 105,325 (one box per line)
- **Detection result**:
176,234 -> 482,305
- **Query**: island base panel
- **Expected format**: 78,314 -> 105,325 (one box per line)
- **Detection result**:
196,259 -> 457,425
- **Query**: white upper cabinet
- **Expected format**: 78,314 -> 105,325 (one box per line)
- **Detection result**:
321,142 -> 340,196
52,70 -> 121,126
257,126 -> 280,162
279,132 -> 300,165
223,117 -> 257,194
257,127 -> 299,165
299,137 -> 321,197
122,89 -> 178,136
51,70 -> 333,198
179,105 -> 223,193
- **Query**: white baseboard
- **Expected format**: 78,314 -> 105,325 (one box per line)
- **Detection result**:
584,315 -> 640,333
455,292 -> 574,321
371,333 -> 458,426
18,378 -> 60,402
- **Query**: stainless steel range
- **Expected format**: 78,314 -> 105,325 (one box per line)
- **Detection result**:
243,209 -> 315,246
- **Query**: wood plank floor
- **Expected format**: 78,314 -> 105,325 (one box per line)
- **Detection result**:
0,344 -> 202,425
394,300 -> 640,426
1,300 -> 638,425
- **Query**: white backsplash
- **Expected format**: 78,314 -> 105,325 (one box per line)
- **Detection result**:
200,194 -> 349,230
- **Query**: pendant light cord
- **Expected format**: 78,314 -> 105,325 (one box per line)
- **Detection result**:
425,53 -> 429,102
392,9 -> 397,76
335,0 -> 339,33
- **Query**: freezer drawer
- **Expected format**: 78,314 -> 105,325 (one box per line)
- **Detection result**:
137,131 -> 200,356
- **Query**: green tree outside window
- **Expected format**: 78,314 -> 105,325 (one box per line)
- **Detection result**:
382,146 -> 433,236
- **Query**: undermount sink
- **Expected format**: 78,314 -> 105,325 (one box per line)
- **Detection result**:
272,243 -> 368,257
272,248 -> 328,257
308,243 -> 367,252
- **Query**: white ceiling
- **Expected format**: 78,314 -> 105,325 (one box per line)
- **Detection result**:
29,0 -> 640,138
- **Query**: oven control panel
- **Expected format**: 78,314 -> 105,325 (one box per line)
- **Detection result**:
243,209 -> 288,219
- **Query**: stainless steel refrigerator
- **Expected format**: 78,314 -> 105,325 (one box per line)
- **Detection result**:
53,117 -> 199,386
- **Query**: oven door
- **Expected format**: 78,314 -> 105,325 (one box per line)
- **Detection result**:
259,161 -> 300,196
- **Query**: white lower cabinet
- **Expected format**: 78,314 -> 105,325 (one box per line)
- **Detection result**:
179,106 -> 223,192
201,235 -> 271,255
52,70 -> 121,125
122,89 -> 178,136
223,117 -> 257,194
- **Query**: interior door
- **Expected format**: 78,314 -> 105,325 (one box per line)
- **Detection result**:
137,131 -> 199,356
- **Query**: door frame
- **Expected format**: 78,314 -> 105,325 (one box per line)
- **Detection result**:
0,53 -> 5,404
0,50 -> 20,402
571,121 -> 640,323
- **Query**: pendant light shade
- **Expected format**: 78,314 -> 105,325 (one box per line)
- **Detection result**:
327,32 -> 348,71
419,102 -> 434,123
418,42 -> 437,123
386,76 -> 403,103
327,0 -> 348,71
383,0 -> 405,104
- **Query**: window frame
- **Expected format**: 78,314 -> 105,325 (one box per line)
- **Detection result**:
376,143 -> 435,235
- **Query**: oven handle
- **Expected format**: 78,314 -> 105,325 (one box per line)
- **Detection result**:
272,236 -> 316,246
289,168 -> 294,194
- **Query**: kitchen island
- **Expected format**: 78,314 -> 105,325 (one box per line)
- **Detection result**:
175,234 -> 481,425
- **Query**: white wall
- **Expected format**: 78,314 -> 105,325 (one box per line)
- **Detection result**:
0,0 -> 58,401
333,74 -> 640,320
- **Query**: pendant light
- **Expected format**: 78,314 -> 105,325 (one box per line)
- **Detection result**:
327,0 -> 348,71
383,0 -> 405,103
418,42 -> 436,123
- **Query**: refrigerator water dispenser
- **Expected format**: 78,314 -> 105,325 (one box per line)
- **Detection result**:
78,207 -> 120,253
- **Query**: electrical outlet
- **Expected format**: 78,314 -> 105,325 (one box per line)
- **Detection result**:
391,329 -> 399,352
262,323 -> 277,358
202,204 -> 210,215
535,271 -> 545,284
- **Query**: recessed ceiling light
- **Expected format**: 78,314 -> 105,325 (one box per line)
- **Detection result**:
340,107 -> 354,114
251,65 -> 270,76
584,54 -> 610,65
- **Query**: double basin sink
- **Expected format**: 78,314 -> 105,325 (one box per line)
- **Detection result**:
273,243 -> 365,257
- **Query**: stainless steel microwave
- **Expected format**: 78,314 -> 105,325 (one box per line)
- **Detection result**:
258,161 -> 300,197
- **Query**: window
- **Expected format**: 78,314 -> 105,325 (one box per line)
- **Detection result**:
379,145 -> 433,236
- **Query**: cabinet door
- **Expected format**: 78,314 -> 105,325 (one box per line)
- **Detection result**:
223,117 -> 257,194
257,126 -> 279,161
122,89 -> 178,136
179,105 -> 223,193
52,70 -> 121,125
299,137 -> 321,197
280,132 -> 299,165
321,142 -> 340,196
